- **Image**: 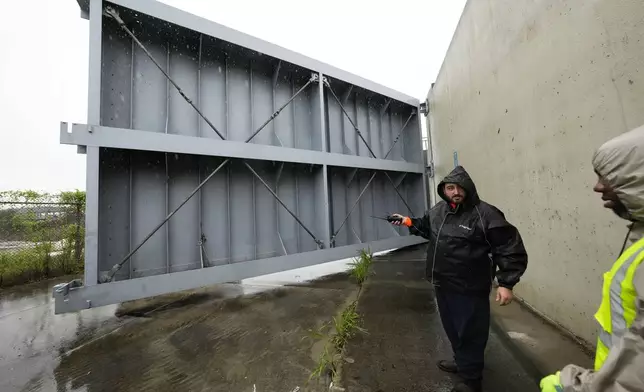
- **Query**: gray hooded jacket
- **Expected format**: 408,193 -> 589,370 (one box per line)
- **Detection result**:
560,125 -> 644,391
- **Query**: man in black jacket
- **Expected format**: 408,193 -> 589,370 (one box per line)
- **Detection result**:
391,165 -> 528,392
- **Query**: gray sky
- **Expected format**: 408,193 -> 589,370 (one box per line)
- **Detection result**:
0,0 -> 465,193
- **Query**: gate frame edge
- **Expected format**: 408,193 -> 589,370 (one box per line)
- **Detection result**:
53,236 -> 427,314
83,0 -> 103,287
102,0 -> 419,107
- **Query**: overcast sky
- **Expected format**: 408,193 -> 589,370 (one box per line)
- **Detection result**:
0,0 -> 465,193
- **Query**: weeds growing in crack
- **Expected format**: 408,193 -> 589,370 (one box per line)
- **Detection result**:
331,301 -> 366,349
309,344 -> 339,382
349,248 -> 373,286
307,249 -> 373,384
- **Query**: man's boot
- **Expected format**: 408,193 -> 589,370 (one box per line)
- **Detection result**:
451,379 -> 482,392
437,359 -> 458,373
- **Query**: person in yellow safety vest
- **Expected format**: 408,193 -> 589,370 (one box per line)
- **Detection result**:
540,124 -> 644,392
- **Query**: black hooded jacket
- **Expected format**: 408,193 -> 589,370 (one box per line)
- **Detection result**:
409,166 -> 528,296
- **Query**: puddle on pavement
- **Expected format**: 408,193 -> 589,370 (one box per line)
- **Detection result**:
23,278 -> 356,392
0,253 -> 394,392
0,277 -> 122,392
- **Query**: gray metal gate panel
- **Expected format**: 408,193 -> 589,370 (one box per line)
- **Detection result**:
54,0 -> 427,313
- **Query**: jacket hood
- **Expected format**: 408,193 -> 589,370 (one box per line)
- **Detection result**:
438,166 -> 481,206
592,124 -> 644,222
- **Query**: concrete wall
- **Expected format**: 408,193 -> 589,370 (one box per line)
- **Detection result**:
427,0 -> 644,343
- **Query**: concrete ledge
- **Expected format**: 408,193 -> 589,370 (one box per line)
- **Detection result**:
490,292 -> 594,384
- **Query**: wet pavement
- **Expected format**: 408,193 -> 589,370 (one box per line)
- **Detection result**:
341,246 -> 538,392
0,258 -> 360,392
1,247 -> 538,392
0,275 -> 123,391
490,291 -> 593,382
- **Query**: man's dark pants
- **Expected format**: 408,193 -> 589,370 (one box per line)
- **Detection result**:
435,287 -> 490,382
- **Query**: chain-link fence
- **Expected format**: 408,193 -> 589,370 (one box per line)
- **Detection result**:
0,191 -> 85,287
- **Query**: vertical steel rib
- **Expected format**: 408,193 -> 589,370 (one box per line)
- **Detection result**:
101,8 -> 323,281
225,54 -> 232,264
164,41 -> 170,274
384,111 -> 416,160
325,81 -> 415,215
249,62 -> 257,260
322,81 -> 416,240
332,171 -> 377,240
197,34 -> 204,268
128,34 -> 135,280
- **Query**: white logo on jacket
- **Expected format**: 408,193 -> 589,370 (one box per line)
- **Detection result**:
459,224 -> 472,231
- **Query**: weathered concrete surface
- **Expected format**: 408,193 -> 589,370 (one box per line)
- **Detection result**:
427,0 -> 644,343
0,263 -> 359,392
490,294 -> 593,380
3,249 -> 544,392
340,246 -> 538,392
38,281 -> 354,392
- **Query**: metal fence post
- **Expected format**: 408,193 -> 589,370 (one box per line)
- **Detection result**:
74,202 -> 83,268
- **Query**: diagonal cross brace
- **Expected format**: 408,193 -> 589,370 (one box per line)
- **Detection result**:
101,7 -> 322,283
331,113 -> 412,241
331,171 -> 377,243
324,80 -> 417,216
384,112 -> 416,162
332,116 -> 413,242
343,111 -> 415,190
325,81 -> 418,242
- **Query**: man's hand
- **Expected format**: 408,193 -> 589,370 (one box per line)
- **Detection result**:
388,214 -> 411,227
496,287 -> 514,306
390,213 -> 404,225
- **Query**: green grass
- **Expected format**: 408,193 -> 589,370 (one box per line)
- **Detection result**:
309,300 -> 367,383
308,249 -> 373,383
331,301 -> 366,349
349,248 -> 373,285
309,344 -> 337,381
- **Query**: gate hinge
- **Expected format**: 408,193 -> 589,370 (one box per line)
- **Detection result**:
426,163 -> 434,178
419,99 -> 429,116
53,279 -> 83,297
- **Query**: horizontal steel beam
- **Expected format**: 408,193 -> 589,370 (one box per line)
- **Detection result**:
74,0 -> 419,107
60,123 -> 425,174
53,235 -> 427,314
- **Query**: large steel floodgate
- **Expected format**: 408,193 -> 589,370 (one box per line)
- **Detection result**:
53,0 -> 428,314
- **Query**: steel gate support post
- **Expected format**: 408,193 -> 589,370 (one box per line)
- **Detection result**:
84,0 -> 103,286
317,73 -> 333,248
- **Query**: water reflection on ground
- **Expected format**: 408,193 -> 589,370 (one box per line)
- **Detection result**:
0,251 -> 393,392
